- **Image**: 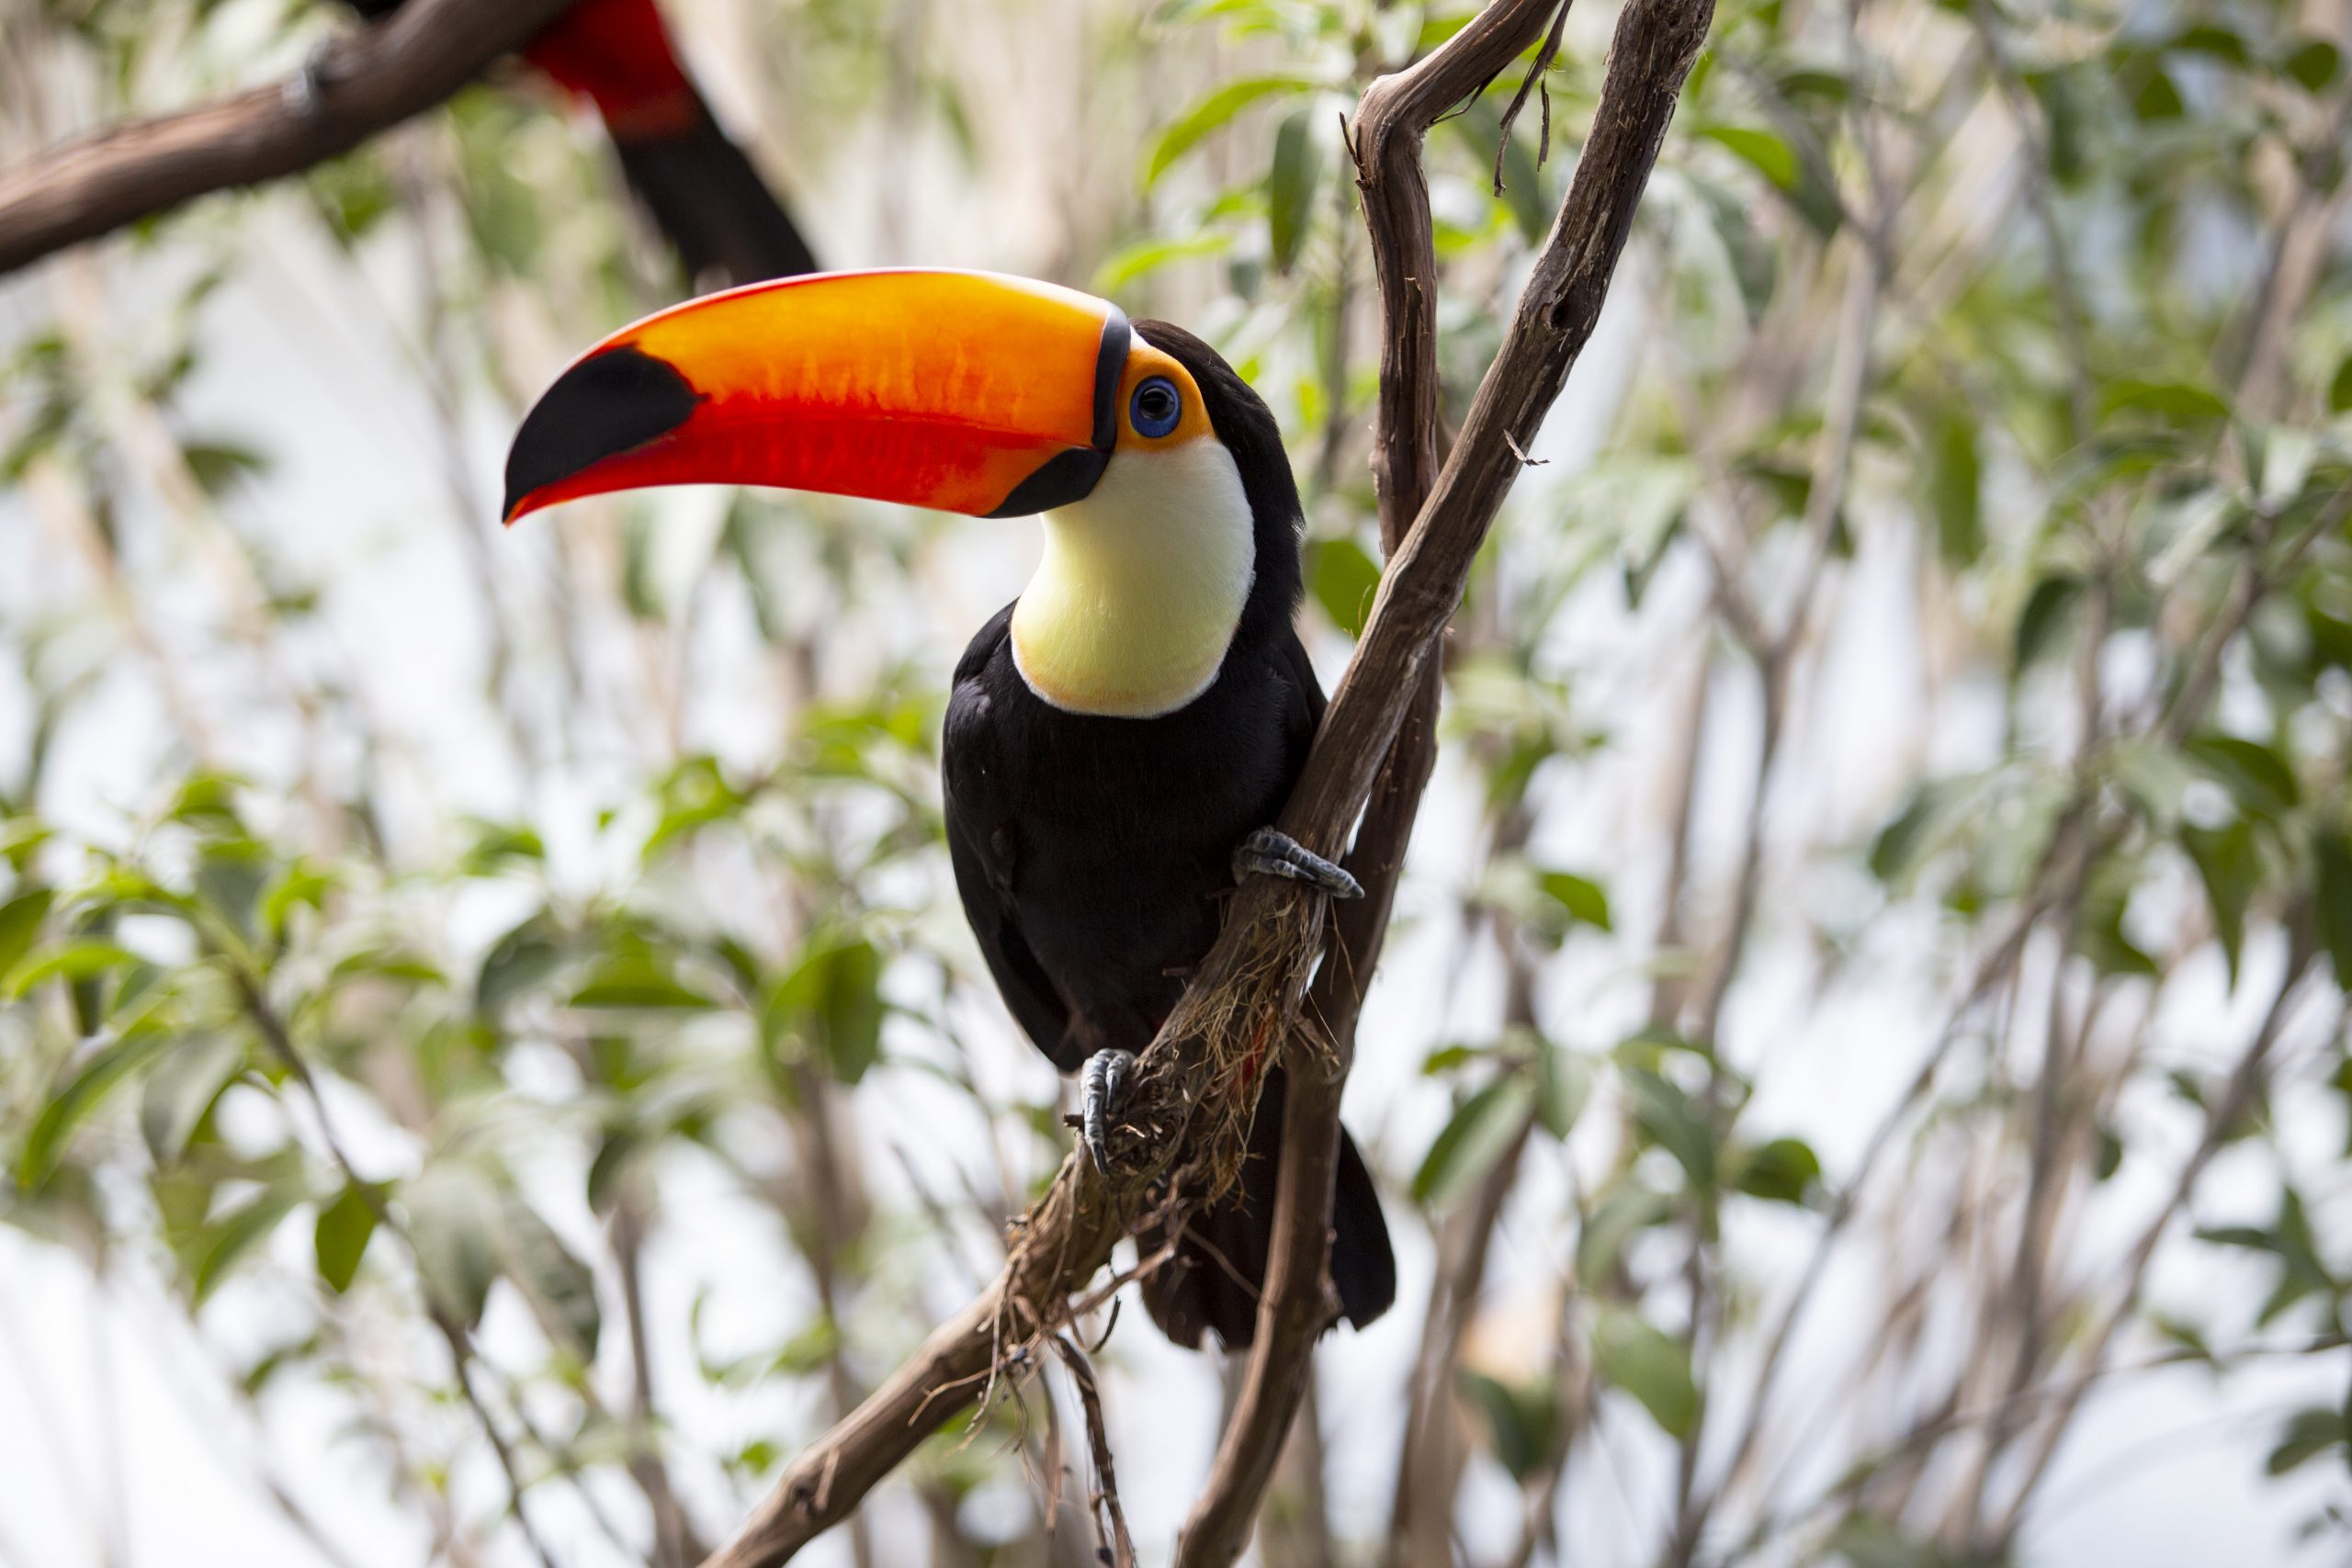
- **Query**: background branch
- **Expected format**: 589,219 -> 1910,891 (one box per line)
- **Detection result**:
0,0 -> 580,275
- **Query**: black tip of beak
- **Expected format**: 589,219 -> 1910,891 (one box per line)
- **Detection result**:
502,344 -> 703,522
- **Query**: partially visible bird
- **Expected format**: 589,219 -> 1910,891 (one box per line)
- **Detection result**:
346,0 -> 818,287
501,270 -> 1396,1351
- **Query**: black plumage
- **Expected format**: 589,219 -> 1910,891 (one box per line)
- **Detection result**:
942,322 -> 1396,1349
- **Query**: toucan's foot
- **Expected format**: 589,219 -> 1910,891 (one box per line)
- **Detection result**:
1234,828 -> 1363,899
1080,1048 -> 1136,1173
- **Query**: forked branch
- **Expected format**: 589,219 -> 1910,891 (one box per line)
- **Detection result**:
701,0 -> 1712,1562
1175,1 -> 1713,1560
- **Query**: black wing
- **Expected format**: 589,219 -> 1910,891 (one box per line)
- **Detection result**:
942,609 -> 1084,1072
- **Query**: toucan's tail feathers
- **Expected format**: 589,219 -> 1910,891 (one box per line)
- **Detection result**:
1139,1067 -> 1396,1351
610,97 -> 821,288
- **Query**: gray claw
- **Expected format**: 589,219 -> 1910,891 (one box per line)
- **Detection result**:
1081,1048 -> 1136,1172
1233,827 -> 1363,899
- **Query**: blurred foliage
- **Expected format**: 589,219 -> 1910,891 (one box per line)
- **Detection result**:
6,0 -> 2352,1563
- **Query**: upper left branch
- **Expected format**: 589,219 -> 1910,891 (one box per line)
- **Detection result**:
0,0 -> 583,276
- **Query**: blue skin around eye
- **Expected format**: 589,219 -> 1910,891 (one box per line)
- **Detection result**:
1130,378 -> 1182,438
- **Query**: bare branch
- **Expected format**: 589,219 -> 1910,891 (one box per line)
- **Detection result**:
1050,1337 -> 1138,1568
0,0 -> 581,276
1181,0 -> 1713,1559
698,3 -> 1710,1561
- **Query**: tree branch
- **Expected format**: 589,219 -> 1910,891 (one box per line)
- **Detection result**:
700,1 -> 1709,1561
1181,0 -> 1713,1551
0,0 -> 581,276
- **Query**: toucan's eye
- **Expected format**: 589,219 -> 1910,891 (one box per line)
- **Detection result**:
1130,377 -> 1182,439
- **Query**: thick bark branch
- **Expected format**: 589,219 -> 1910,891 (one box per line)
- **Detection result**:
702,1 -> 1709,1562
0,0 -> 580,276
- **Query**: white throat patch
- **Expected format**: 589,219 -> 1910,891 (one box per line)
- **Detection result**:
1010,436 -> 1257,718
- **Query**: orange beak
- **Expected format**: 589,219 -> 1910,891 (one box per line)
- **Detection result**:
502,270 -> 1130,524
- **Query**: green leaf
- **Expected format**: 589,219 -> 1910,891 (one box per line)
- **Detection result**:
2024,68 -> 2085,184
1728,1135 -> 1820,1204
1826,1518 -> 1961,1568
6,940 -> 141,998
2166,23 -> 2250,66
2313,829 -> 2352,990
406,1166 -> 501,1331
1536,1044 -> 1594,1140
495,1186 -> 602,1356
1420,1043 -> 1486,1076
1870,782 -> 1946,884
1266,107 -> 1320,275
314,1182 -> 381,1294
1694,177 -> 1776,321
2098,378 -> 2227,426
2181,818 -> 2257,984
1459,1371 -> 1557,1483
460,819 -> 546,874
1307,536 -> 1382,637
2015,574 -> 2083,670
2265,1406 -> 2349,1476
2184,734 -> 2299,819
1144,74 -> 1317,186
768,937 -> 886,1084
1577,1179 -> 1674,1284
21,1028 -> 176,1186
2282,37 -> 2342,92
195,1185 -> 300,1303
1927,410 -> 1981,566
2331,354 -> 2352,415
1091,232 -> 1233,292
260,862 -> 334,942
2075,869 -> 2158,978
477,910 -> 565,1015
180,441 -> 268,500
1411,1075 -> 1533,1207
0,886 -> 52,980
2132,64 -> 2185,120
1626,1068 -> 1715,1188
1535,870 -> 1611,932
1700,125 -> 1798,187
1591,1306 -> 1698,1437
140,1033 -> 246,1164
571,941 -> 712,1010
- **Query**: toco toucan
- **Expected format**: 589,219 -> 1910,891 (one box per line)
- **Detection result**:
501,270 -> 1396,1349
346,0 -> 819,287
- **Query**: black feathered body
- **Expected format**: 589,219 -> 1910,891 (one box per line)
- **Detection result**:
941,322 -> 1394,1350
944,614 -> 1315,1068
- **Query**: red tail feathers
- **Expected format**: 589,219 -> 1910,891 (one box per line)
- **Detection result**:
517,0 -> 697,139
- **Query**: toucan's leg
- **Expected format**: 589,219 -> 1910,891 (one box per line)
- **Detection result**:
1234,827 -> 1363,899
1081,1048 -> 1137,1172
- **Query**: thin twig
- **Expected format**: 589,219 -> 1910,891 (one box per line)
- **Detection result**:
1050,1337 -> 1137,1568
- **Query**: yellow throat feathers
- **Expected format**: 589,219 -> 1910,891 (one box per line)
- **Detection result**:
1009,435 -> 1257,719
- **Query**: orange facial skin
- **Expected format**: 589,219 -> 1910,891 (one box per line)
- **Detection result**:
1113,342 -> 1214,450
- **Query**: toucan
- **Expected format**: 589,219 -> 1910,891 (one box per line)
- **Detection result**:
501,270 -> 1396,1350
345,0 -> 819,287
